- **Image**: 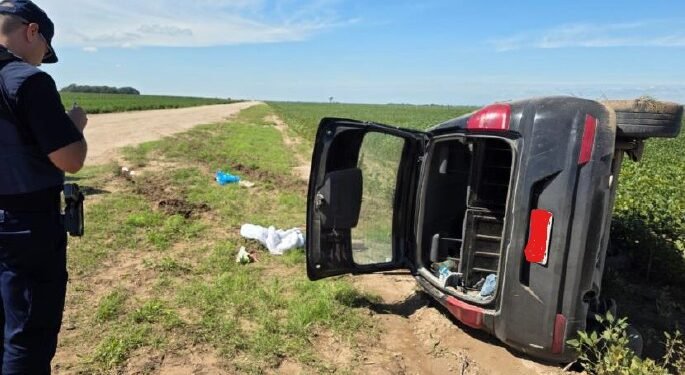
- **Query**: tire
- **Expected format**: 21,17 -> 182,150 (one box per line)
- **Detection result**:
602,98 -> 683,139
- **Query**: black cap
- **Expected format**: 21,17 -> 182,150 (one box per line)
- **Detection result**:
0,0 -> 57,63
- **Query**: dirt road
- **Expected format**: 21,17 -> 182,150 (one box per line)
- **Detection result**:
83,101 -> 261,165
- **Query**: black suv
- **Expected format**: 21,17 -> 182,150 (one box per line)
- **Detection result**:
305,96 -> 683,362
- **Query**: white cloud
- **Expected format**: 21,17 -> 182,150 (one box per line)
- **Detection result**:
37,0 -> 354,48
492,20 -> 685,51
82,46 -> 98,52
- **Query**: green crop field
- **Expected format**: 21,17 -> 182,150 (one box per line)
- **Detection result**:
60,92 -> 238,114
269,101 -> 477,142
612,132 -> 685,282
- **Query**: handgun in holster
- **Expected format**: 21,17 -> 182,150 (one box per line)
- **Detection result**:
63,183 -> 84,237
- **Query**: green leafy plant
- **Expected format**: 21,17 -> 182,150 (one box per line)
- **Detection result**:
663,331 -> 685,374
568,313 -> 684,374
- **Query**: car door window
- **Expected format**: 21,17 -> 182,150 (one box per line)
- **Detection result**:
352,132 -> 405,265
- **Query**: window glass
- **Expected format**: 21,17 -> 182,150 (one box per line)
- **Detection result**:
352,132 -> 405,265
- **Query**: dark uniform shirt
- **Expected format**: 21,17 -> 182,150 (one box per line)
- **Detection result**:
0,47 -> 83,211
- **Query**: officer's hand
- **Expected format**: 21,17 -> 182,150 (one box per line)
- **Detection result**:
68,105 -> 88,132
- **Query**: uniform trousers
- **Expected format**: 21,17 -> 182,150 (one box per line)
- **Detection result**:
0,209 -> 67,374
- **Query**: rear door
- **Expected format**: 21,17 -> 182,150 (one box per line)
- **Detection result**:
307,118 -> 428,280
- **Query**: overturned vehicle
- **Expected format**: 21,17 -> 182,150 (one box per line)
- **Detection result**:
305,96 -> 683,362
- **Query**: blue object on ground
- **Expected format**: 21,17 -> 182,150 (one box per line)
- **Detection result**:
215,171 -> 240,185
479,274 -> 497,297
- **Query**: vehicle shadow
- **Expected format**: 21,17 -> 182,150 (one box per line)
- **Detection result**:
341,287 -> 569,368
340,290 -> 429,318
367,292 -> 429,318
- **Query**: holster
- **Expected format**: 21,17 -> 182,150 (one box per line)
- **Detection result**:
63,183 -> 84,237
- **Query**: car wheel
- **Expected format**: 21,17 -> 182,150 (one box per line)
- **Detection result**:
603,98 -> 683,139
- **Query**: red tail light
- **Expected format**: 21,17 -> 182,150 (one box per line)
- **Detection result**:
524,209 -> 553,265
578,115 -> 597,165
467,103 -> 511,131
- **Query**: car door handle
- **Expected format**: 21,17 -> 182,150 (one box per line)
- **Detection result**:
315,193 -> 326,208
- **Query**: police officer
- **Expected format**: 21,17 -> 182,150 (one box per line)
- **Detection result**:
0,0 -> 88,373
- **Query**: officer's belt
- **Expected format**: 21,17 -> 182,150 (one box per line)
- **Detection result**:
0,189 -> 61,213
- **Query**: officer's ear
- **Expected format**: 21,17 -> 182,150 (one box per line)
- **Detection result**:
24,22 -> 39,43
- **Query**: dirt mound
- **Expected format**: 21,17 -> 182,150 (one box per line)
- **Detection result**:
130,173 -> 211,218
602,97 -> 682,113
158,199 -> 210,219
231,162 -> 306,191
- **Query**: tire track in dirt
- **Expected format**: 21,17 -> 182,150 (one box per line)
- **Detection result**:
270,112 -> 566,374
266,114 -> 311,181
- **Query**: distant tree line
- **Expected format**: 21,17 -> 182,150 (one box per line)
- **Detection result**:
61,84 -> 140,95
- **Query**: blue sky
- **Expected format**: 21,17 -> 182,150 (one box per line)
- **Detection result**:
38,0 -> 685,105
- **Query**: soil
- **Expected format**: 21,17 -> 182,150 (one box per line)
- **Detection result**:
230,162 -> 307,192
133,173 -> 211,218
350,273 -> 564,375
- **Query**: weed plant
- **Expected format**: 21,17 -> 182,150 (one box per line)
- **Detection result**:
569,313 -> 684,374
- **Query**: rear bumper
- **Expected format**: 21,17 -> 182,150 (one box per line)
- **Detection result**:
415,275 -> 577,363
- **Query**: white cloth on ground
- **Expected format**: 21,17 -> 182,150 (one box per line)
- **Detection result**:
240,224 -> 305,255
236,246 -> 251,263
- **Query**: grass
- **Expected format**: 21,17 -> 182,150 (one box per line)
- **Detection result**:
67,191 -> 206,276
95,289 -> 128,323
177,256 -> 371,370
63,104 -> 376,373
60,92 -> 238,114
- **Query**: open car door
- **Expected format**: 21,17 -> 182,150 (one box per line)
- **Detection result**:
307,118 -> 428,280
